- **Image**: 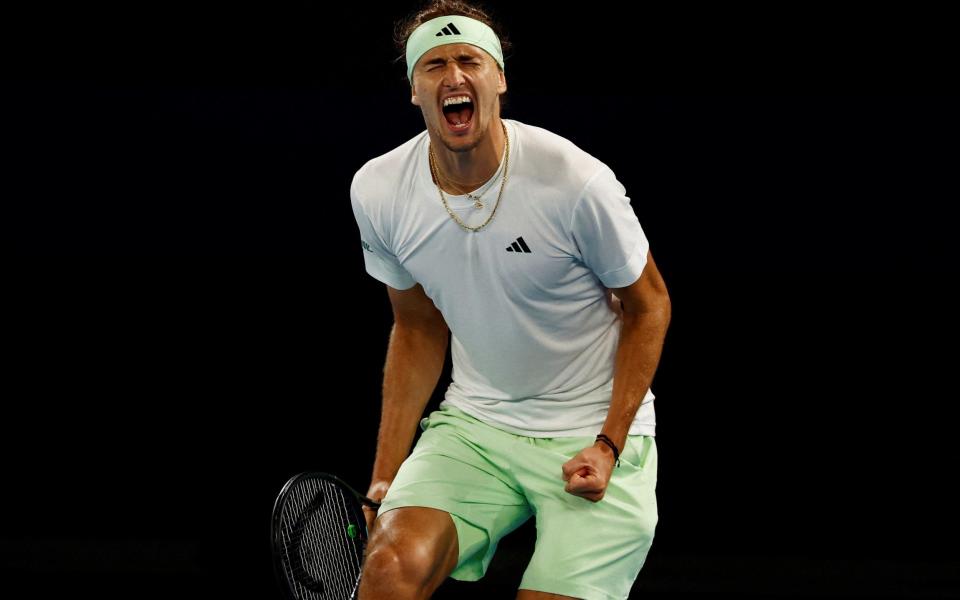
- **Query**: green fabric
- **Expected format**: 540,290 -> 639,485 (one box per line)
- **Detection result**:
405,15 -> 505,81
377,405 -> 658,600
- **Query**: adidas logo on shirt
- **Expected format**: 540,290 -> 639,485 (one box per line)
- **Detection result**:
505,236 -> 532,253
435,23 -> 462,36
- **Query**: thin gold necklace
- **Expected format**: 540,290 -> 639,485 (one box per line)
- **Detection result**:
432,141 -> 505,209
428,120 -> 509,233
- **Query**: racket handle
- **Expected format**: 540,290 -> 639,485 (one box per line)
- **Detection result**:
360,497 -> 382,510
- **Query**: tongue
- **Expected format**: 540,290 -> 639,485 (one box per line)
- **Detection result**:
444,107 -> 474,125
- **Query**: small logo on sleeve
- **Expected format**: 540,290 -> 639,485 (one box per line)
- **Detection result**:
361,240 -> 374,253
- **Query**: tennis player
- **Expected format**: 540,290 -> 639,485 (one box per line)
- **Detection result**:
350,2 -> 671,598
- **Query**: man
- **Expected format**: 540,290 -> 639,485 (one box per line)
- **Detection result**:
349,2 -> 671,598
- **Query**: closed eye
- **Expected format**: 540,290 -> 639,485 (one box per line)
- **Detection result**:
423,55 -> 482,70
428,62 -> 478,71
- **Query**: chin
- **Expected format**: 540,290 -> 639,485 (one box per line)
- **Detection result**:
438,121 -> 485,153
445,137 -> 481,153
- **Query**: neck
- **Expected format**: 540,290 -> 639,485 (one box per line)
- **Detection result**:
430,118 -> 506,192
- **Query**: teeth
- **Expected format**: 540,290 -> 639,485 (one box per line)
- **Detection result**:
443,95 -> 472,107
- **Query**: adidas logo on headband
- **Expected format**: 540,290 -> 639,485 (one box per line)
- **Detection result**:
435,23 -> 462,36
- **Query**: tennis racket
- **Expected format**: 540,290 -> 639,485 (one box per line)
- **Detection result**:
271,472 -> 381,600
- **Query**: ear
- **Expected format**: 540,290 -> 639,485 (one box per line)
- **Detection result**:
497,70 -> 507,95
410,83 -> 420,106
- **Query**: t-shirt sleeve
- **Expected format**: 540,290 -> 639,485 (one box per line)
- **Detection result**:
350,174 -> 417,290
570,165 -> 649,288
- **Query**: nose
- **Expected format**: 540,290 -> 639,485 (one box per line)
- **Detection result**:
440,61 -> 466,88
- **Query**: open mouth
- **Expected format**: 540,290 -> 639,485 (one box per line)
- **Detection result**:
442,96 -> 474,132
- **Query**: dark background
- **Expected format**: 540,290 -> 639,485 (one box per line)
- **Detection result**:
7,1 -> 959,598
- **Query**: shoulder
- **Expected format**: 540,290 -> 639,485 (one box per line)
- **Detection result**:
508,119 -> 609,190
351,129 -> 427,208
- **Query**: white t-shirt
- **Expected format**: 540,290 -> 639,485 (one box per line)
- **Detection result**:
350,118 -> 656,437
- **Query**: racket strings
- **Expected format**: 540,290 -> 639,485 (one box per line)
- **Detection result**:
322,484 -> 365,595
278,477 -> 366,599
280,486 -> 320,599
307,483 -> 356,596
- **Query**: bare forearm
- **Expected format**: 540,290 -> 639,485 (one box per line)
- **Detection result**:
371,320 -> 449,482
601,307 -> 670,451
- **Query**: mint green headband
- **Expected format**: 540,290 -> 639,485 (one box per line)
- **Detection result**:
405,15 -> 505,82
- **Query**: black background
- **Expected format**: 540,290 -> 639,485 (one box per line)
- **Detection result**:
7,1 -> 959,598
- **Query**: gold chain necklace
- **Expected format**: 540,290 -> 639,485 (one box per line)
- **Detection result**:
428,120 -> 509,233
432,142 -> 504,209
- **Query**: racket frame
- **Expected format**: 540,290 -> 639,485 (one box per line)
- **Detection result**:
271,472 -> 381,600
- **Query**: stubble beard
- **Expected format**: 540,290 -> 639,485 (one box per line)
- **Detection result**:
433,117 -> 485,154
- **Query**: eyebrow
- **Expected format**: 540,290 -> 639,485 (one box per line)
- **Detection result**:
422,53 -> 481,67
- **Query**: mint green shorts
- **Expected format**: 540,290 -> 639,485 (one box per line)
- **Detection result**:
377,405 -> 658,600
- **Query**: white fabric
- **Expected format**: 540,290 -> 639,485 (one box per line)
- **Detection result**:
350,119 -> 656,437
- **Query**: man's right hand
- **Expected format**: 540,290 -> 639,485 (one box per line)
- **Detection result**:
363,479 -> 392,537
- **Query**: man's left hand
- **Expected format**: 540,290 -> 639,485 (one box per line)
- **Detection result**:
561,442 -> 617,502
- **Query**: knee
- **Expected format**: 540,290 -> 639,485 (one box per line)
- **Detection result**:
363,538 -> 438,588
359,507 -> 458,597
